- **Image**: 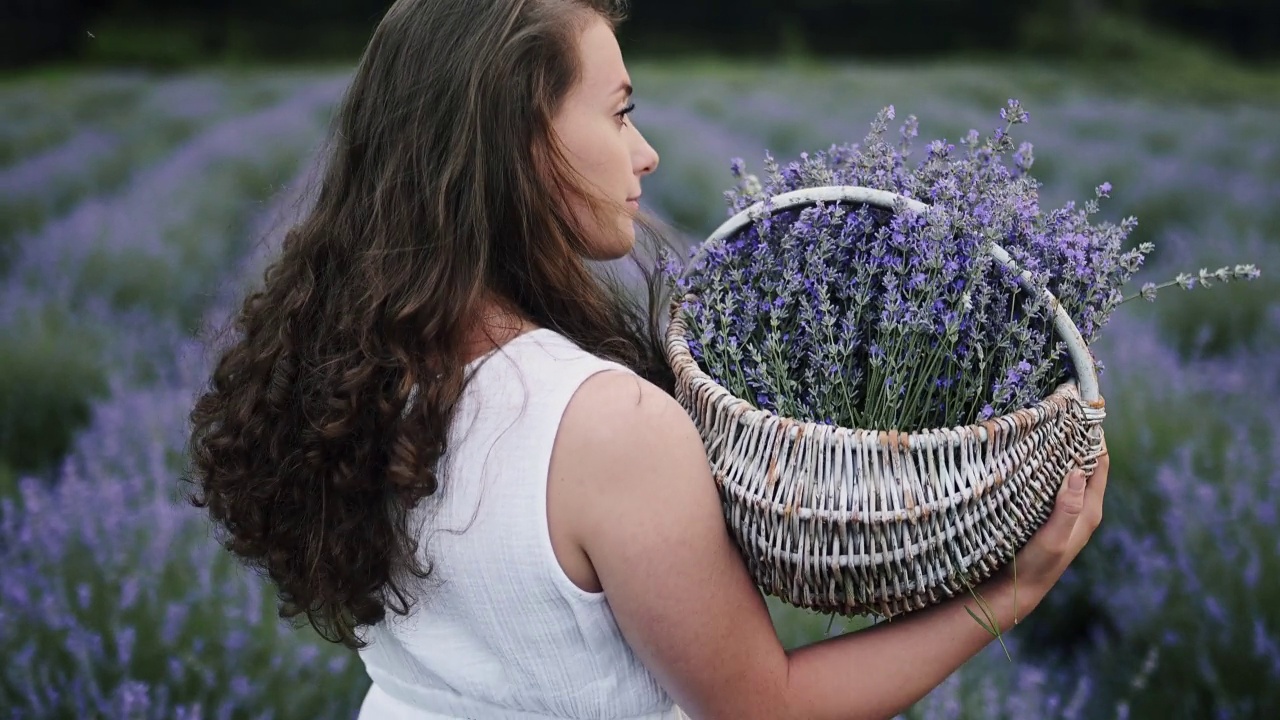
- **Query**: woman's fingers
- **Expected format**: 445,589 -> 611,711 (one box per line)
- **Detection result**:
1084,433 -> 1110,530
1014,466 -> 1090,591
1042,468 -> 1089,552
1014,427 -> 1110,591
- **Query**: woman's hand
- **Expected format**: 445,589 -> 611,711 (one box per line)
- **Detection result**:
1011,429 -> 1111,601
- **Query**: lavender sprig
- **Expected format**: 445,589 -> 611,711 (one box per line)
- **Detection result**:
676,100 -> 1260,432
1126,264 -> 1262,303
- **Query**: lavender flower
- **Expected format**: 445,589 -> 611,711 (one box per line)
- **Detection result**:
1122,263 -> 1261,303
676,102 -> 1260,431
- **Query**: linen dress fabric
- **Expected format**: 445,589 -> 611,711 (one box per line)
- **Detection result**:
356,329 -> 690,720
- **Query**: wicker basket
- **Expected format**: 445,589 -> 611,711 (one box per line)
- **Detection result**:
665,186 -> 1107,618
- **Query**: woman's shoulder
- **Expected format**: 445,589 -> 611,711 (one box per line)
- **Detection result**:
555,369 -> 707,486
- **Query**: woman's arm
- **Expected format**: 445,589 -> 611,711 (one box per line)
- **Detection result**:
783,568 -> 1034,719
552,371 -> 1107,720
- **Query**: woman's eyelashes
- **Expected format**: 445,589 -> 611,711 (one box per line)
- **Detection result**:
616,101 -> 636,125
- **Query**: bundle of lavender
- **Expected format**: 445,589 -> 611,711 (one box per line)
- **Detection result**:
661,101 -> 1260,620
671,101 -> 1259,432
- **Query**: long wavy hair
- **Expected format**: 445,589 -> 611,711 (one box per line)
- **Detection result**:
184,0 -> 676,650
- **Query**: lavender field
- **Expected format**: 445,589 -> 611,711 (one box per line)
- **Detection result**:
1,64 -> 1277,719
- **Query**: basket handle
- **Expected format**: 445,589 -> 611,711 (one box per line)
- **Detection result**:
684,185 -> 1101,405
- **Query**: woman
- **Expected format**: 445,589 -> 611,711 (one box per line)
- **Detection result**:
185,0 -> 1111,718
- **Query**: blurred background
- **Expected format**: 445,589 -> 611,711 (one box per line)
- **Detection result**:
1,1 -> 1278,718
4,0 -> 1280,67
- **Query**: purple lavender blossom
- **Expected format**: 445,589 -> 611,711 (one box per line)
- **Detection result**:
679,101 -> 1158,430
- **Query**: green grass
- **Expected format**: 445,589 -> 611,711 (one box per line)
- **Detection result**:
767,596 -> 876,650
0,307 -> 112,473
631,52 -> 1280,109
0,75 -> 146,166
0,459 -> 16,501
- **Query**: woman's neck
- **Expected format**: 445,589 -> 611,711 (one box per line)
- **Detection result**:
459,298 -> 538,366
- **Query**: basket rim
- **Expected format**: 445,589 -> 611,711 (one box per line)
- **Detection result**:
665,296 -> 1105,444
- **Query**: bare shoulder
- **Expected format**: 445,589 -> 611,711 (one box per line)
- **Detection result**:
549,368 -> 710,569
557,369 -> 705,472
551,368 -> 713,549
550,369 -> 791,718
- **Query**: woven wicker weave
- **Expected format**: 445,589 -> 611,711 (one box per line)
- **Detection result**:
665,186 -> 1107,618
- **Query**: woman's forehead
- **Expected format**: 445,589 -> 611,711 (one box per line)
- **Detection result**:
574,18 -> 630,98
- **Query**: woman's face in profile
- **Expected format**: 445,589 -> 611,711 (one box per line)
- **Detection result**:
550,15 -> 660,261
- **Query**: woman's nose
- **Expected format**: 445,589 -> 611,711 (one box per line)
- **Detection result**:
635,131 -> 659,176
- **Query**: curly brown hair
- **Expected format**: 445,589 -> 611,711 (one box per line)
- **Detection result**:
184,0 -> 675,650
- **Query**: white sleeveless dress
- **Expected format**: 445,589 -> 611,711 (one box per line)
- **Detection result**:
356,329 -> 688,720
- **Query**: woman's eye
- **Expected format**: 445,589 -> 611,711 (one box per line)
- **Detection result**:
617,102 -> 636,123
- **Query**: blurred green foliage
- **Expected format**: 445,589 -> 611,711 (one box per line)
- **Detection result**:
7,0 -> 1280,68
0,307 -> 111,473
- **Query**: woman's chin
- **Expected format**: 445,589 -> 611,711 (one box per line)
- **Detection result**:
583,230 -> 636,261
585,246 -> 633,262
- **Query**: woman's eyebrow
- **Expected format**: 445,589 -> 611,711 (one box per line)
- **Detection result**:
614,81 -> 633,98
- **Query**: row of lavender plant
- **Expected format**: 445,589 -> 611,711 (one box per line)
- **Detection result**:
1,75 -> 344,322
0,76 -> 346,475
0,350 -> 369,718
0,72 -> 310,168
0,70 -> 378,717
0,73 -> 313,254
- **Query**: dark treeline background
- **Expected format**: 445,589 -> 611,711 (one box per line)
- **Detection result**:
4,0 -> 1279,68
